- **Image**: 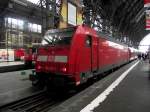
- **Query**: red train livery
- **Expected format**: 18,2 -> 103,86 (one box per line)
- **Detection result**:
30,25 -> 136,88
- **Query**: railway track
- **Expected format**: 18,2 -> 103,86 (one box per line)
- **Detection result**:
0,91 -> 61,112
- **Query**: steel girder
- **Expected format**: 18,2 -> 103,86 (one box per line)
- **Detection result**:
82,0 -> 149,47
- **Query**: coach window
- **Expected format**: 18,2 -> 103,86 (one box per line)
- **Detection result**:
86,35 -> 92,47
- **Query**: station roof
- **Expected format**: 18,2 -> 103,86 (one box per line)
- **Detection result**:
0,0 -> 42,24
83,0 -> 148,47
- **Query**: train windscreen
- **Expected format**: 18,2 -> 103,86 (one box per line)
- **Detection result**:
42,27 -> 76,46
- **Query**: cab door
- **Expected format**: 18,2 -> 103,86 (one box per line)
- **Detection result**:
91,36 -> 98,72
86,35 -> 98,72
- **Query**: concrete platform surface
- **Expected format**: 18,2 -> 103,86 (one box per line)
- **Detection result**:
48,60 -> 150,112
0,61 -> 34,73
0,70 -> 42,107
0,61 -> 24,67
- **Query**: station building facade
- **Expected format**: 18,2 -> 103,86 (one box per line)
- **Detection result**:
0,17 -> 42,49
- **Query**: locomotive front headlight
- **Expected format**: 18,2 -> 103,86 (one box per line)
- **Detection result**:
61,67 -> 67,72
37,65 -> 42,70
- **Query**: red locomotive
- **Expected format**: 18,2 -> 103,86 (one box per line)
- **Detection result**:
29,25 -> 135,89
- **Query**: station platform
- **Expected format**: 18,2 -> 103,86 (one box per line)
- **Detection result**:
48,60 -> 150,112
0,61 -> 32,73
0,61 -> 24,67
0,70 -> 42,107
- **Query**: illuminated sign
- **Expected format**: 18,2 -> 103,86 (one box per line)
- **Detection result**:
144,0 -> 150,7
146,10 -> 150,30
68,2 -> 77,26
144,0 -> 150,30
0,49 -> 14,62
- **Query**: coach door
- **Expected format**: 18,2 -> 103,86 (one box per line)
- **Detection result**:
86,35 -> 98,72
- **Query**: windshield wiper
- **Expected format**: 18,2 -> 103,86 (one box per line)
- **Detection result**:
44,38 -> 52,45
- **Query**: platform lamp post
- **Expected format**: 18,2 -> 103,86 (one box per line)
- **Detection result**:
5,29 -> 8,62
5,18 -> 9,62
148,45 -> 150,61
7,34 -> 8,62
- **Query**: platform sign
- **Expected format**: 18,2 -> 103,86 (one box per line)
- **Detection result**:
68,2 -> 77,26
144,0 -> 150,7
0,49 -> 14,62
144,0 -> 150,30
146,10 -> 150,30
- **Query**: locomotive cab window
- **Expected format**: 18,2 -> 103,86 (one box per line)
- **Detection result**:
86,35 -> 92,47
42,27 -> 76,46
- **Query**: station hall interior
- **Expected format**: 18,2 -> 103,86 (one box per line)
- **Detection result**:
0,0 -> 150,112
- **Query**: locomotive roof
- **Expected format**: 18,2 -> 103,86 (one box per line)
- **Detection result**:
46,27 -> 77,34
97,31 -> 128,47
45,25 -> 128,47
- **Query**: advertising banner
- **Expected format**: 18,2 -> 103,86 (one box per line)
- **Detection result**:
144,0 -> 150,30
68,2 -> 77,26
144,0 -> 150,7
0,49 -> 14,62
146,10 -> 150,30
